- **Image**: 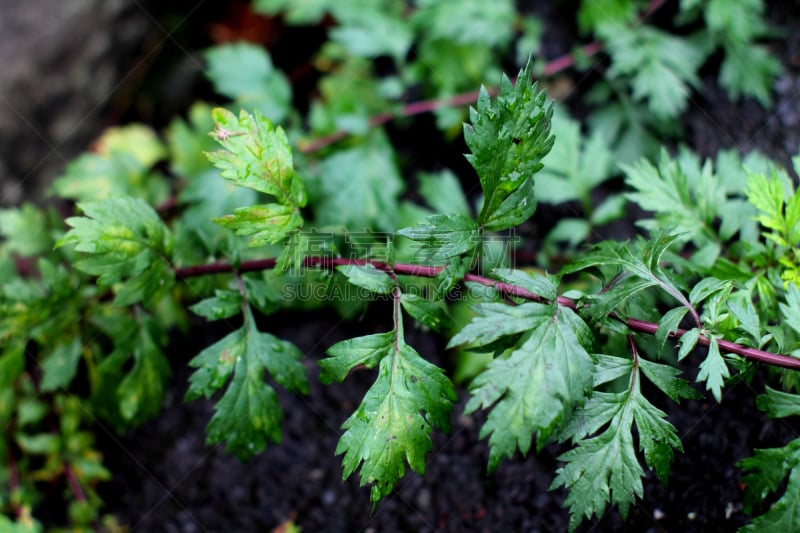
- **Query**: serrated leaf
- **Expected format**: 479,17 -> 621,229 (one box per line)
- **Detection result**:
491,268 -> 558,301
739,438 -> 800,532
728,293 -> 761,344
553,357 -> 683,531
696,337 -> 729,402
481,176 -> 538,231
56,197 -> 175,307
319,331 -> 394,384
336,264 -> 395,295
397,213 -> 480,263
213,203 -> 303,247
205,43 -> 291,122
463,59 -> 554,228
465,304 -> 594,469
400,293 -> 452,333
447,302 -> 548,349
638,358 -> 702,403
186,305 -> 309,459
689,277 -> 731,306
755,387 -> 800,419
190,290 -> 243,321
207,107 -> 306,208
678,327 -> 701,360
334,334 -> 456,503
656,306 -> 689,352
780,283 -> 800,337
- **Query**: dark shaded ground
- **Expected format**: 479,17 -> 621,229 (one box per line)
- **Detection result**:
57,2 -> 800,532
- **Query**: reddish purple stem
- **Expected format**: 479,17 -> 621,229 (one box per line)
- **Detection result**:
175,256 -> 800,371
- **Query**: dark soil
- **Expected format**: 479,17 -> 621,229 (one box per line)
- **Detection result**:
44,2 -> 800,532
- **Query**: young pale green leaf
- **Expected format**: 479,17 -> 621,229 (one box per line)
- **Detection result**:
204,43 -> 291,122
412,0 -> 515,49
213,203 -> 303,247
319,331 -> 394,384
336,264 -> 395,295
491,268 -> 558,301
739,438 -> 800,532
399,293 -> 453,333
206,108 -> 307,208
465,303 -> 594,469
334,335 -> 456,503
186,306 -> 309,459
463,59 -> 554,228
190,290 -> 243,321
696,337 -> 729,402
56,197 -> 175,307
397,213 -> 480,263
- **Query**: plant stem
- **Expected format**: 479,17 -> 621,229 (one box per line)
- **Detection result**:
175,256 -> 800,371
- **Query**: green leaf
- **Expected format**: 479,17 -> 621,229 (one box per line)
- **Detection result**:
755,387 -> 800,419
696,336 -> 729,402
332,332 -> 456,503
117,322 -> 171,423
186,305 -> 309,459
397,213 -> 480,263
536,110 -> 614,206
39,337 -> 82,392
329,2 -> 412,60
204,43 -> 291,122
727,292 -> 761,345
0,204 -> 51,257
399,293 -> 453,332
638,358 -> 702,403
311,130 -> 403,231
207,108 -> 307,208
319,332 -> 394,384
739,438 -> 800,532
51,125 -> 168,204
490,268 -> 558,301
418,170 -> 471,217
336,264 -> 395,295
463,59 -> 554,228
481,176 -> 538,231
213,203 -> 303,247
447,302 -> 548,349
605,26 -> 705,119
413,0 -> 515,49
780,283 -> 800,337
553,357 -> 683,530
57,197 -> 175,306
719,41 -> 781,106
655,306 -> 689,352
465,303 -> 594,469
678,327 -> 701,360
190,290 -> 243,321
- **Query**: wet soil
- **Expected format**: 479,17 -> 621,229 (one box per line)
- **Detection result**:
84,2 -> 800,532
